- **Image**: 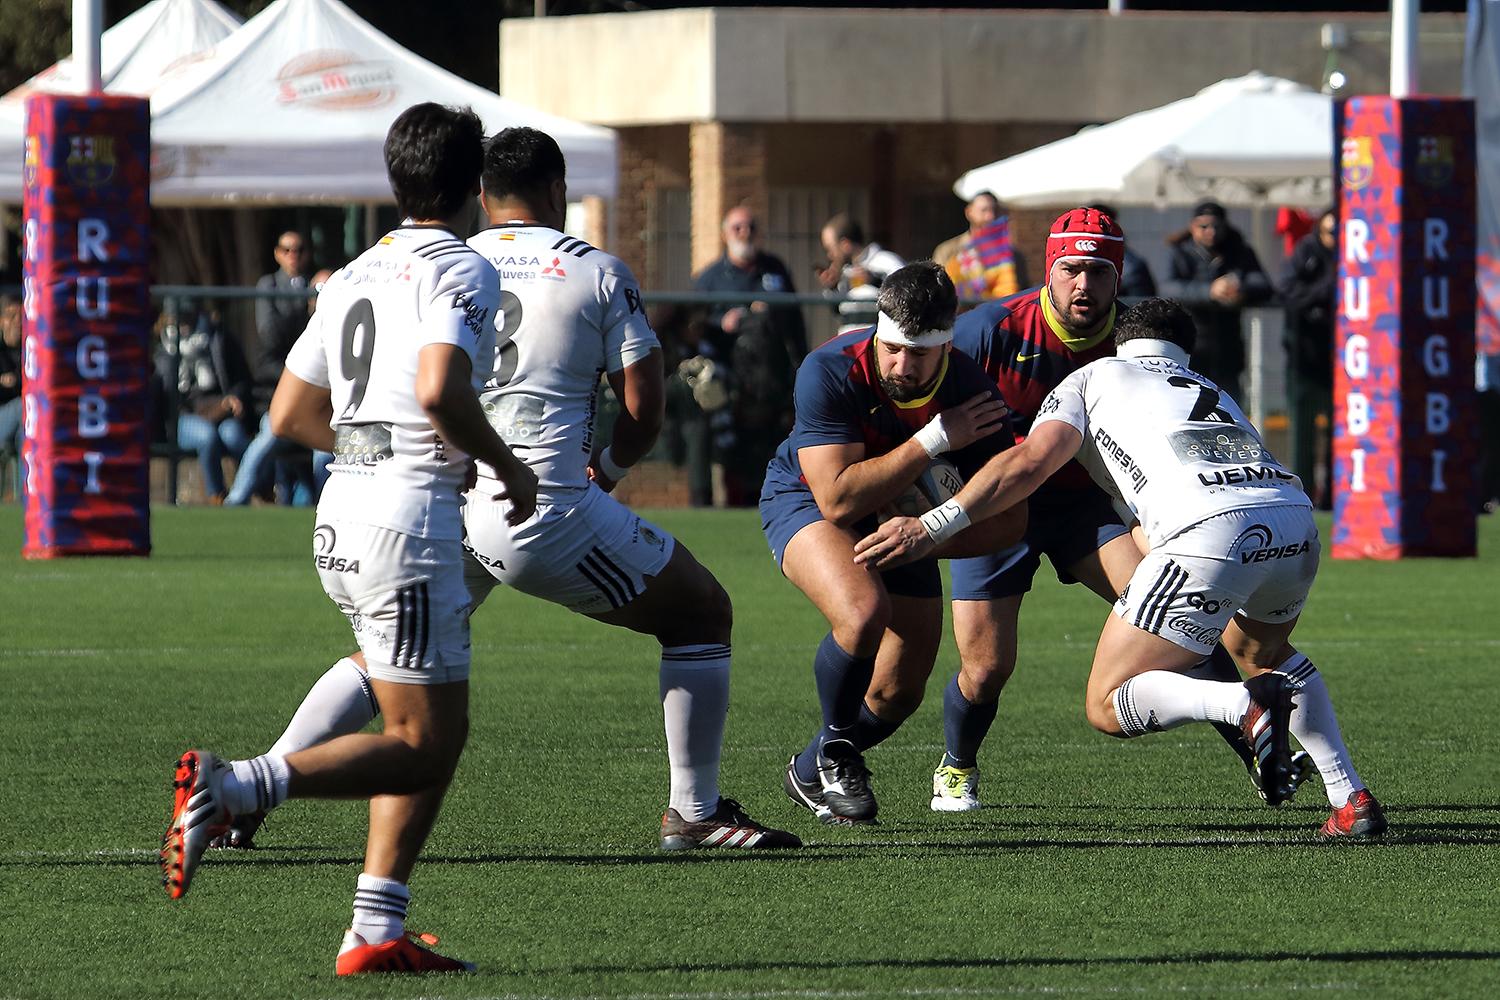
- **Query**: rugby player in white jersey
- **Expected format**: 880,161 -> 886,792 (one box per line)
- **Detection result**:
215,126 -> 799,852
160,103 -> 539,974
855,298 -> 1385,838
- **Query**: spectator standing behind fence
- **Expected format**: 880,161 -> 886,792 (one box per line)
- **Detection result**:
816,214 -> 905,335
0,296 -> 22,494
226,231 -> 317,505
1280,207 -> 1337,509
933,192 -> 1027,304
1162,201 -> 1271,403
173,307 -> 253,503
690,205 -> 808,505
1087,203 -> 1157,300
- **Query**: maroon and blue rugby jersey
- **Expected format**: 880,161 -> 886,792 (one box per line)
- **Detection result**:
950,287 -> 1116,496
764,327 -> 1011,498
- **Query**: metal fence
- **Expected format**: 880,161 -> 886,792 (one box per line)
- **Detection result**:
5,283 -> 1293,505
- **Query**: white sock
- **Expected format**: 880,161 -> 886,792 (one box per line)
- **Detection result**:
269,657 -> 379,757
660,643 -> 730,822
350,873 -> 408,946
1113,670 -> 1251,737
224,753 -> 291,816
1276,654 -> 1363,806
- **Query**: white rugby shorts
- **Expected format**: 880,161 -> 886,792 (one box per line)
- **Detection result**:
462,483 -> 675,615
1113,504 -> 1320,654
312,519 -> 472,684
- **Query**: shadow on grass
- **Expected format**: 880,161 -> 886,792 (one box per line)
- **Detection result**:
544,947 -> 1500,978
11,819 -> 1500,872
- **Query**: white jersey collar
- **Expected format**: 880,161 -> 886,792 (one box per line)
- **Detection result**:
1117,338 -> 1190,366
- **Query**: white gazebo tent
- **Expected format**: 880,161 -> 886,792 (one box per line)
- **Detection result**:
0,0 -> 242,202
147,0 -> 617,204
955,72 -> 1333,210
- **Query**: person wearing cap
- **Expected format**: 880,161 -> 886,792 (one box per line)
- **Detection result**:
922,208 -> 1289,814
1162,200 -> 1272,403
760,261 -> 1025,827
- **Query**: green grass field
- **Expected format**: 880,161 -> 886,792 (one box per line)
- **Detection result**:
2,505 -> 1498,999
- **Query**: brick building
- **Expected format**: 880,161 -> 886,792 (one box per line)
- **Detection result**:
503,6 -> 1463,348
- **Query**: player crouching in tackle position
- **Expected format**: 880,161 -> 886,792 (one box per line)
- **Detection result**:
763,261 -> 1026,825
211,126 -> 799,854
857,298 -> 1385,838
160,103 -> 540,974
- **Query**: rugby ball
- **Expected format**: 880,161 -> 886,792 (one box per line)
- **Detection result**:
880,457 -> 965,520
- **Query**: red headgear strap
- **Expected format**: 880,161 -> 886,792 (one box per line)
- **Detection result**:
1046,208 -> 1126,285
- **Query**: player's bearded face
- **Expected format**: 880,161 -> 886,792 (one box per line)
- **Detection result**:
1047,260 -> 1117,332
877,341 -> 943,402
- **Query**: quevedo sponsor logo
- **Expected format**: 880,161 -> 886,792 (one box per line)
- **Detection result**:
276,50 -> 397,110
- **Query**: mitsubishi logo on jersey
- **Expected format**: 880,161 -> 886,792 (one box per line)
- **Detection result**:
541,257 -> 567,279
1074,239 -> 1099,252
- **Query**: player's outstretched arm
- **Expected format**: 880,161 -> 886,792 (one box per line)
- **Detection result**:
416,343 -> 538,525
592,350 -> 665,492
933,500 -> 1028,560
853,421 -> 1080,569
801,391 -> 1008,527
268,369 -> 335,453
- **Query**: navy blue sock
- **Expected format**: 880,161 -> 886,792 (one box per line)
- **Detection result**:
794,633 -> 875,782
941,674 -> 998,769
847,703 -> 902,753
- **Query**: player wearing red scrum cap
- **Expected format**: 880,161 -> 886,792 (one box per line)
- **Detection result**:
926,208 -> 1308,812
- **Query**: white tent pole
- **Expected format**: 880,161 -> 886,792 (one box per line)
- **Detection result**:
73,0 -> 104,93
1108,0 -> 1127,15
1391,0 -> 1419,98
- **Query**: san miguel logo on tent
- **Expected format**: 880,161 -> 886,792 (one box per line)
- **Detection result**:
66,135 -> 116,187
276,50 -> 397,110
1415,136 -> 1454,188
1341,137 -> 1374,191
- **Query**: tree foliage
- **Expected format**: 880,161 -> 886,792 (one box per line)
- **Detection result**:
0,1 -> 560,94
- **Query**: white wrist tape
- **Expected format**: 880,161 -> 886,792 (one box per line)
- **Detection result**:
598,446 -> 631,481
920,499 -> 970,544
912,414 -> 951,459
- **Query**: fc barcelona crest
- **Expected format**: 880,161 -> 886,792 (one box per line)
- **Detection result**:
1415,136 -> 1454,188
23,135 -> 39,189
66,134 -> 116,188
1341,137 -> 1373,190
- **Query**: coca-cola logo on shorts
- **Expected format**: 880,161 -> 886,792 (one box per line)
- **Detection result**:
276,50 -> 397,110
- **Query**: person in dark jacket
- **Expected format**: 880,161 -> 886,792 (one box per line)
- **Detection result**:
1087,203 -> 1157,300
1280,208 -> 1337,508
169,307 -> 253,502
691,205 -> 807,505
1161,201 -> 1272,403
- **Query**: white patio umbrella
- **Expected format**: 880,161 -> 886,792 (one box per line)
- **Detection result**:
954,72 -> 1334,209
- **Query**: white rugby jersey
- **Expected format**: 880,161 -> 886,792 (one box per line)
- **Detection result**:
1032,339 -> 1310,547
466,223 -> 658,493
286,224 -> 499,538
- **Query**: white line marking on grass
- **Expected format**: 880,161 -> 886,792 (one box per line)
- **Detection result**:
5,848 -> 157,860
0,647 -> 194,658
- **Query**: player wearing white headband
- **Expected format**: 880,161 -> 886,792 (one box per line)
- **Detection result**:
759,261 -> 1026,826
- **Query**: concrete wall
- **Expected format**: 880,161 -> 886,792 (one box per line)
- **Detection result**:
501,8 -> 1466,127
